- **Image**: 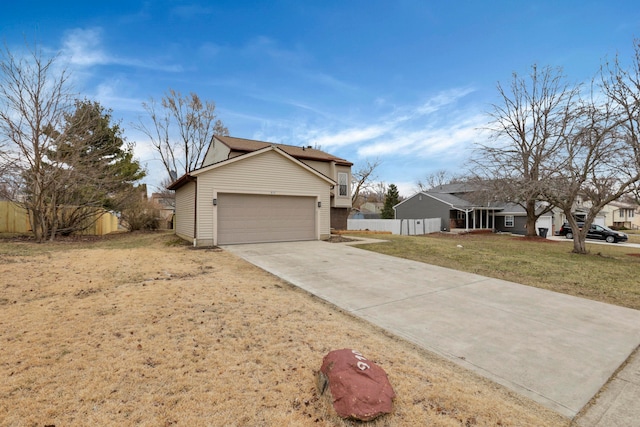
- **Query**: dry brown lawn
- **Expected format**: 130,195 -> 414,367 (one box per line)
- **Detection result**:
0,232 -> 569,426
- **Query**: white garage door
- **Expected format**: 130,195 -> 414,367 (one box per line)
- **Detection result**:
217,193 -> 316,244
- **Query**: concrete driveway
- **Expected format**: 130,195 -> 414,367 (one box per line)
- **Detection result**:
223,239 -> 640,421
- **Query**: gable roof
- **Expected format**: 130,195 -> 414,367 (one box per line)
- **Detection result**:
214,135 -> 353,166
168,145 -> 335,190
394,191 -> 489,210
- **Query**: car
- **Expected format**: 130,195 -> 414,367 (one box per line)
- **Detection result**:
559,222 -> 628,243
557,222 -> 583,237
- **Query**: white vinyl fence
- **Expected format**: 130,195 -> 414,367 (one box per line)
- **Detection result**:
347,218 -> 440,235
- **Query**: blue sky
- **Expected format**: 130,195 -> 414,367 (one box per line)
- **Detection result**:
3,1 -> 640,196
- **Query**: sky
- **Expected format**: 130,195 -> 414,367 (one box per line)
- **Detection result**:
2,1 -> 640,197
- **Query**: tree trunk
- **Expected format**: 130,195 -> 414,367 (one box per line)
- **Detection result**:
572,230 -> 589,254
525,200 -> 538,237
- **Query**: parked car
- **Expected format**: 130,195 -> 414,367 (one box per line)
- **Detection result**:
557,222 -> 583,237
558,222 -> 628,243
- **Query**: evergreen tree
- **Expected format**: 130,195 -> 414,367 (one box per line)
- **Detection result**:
43,100 -> 146,236
380,184 -> 400,219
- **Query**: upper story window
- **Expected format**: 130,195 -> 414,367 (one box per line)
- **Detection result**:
629,209 -> 635,218
620,210 -> 625,218
338,173 -> 348,197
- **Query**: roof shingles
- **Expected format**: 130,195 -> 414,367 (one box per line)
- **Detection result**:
215,135 -> 353,166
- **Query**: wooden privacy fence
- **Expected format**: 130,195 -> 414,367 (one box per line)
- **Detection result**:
0,201 -> 119,235
347,218 -> 440,235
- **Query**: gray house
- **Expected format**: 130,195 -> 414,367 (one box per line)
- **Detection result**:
394,183 -> 554,235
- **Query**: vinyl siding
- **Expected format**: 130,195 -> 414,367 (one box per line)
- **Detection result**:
333,165 -> 352,208
300,160 -> 351,208
202,140 -> 231,167
195,150 -> 332,245
301,159 -> 331,176
395,194 -> 451,231
175,180 -> 196,241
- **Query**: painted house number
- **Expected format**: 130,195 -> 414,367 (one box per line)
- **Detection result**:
352,349 -> 370,371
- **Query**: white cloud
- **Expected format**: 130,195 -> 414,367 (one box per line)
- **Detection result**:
61,27 -> 183,72
62,28 -> 110,66
357,113 -> 487,159
314,125 -> 388,148
289,87 -> 480,155
94,81 -> 146,113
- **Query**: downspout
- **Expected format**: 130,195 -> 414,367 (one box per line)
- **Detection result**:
193,178 -> 198,247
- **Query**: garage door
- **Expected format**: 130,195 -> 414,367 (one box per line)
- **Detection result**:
217,193 -> 316,244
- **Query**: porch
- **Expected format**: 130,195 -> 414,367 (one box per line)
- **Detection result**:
449,207 -> 499,231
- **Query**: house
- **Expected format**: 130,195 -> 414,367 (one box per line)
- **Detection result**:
394,183 -> 554,235
150,192 -> 175,229
168,135 -> 352,246
601,200 -> 640,230
394,183 -> 617,236
350,201 -> 384,219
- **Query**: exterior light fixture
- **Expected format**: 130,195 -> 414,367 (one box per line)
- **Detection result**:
318,201 -> 322,208
213,198 -> 217,206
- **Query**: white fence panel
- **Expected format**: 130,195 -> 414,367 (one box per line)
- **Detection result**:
347,218 -> 440,235
347,219 -> 401,234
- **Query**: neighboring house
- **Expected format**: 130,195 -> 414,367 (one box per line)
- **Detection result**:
350,201 -> 383,219
394,183 -> 554,236
150,192 -> 175,229
601,200 -> 640,230
169,135 -> 352,246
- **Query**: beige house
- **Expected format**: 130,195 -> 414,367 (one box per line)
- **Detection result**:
169,135 -> 352,246
601,200 -> 640,230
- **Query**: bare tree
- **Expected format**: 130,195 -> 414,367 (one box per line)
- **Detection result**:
415,169 -> 460,192
136,89 -> 228,181
351,158 -> 381,207
0,42 -> 74,241
545,45 -> 640,254
472,65 -> 581,237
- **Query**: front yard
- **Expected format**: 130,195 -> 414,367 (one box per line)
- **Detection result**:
0,232 -> 567,426
351,232 -> 640,310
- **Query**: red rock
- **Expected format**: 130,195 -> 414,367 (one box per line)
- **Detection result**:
319,348 -> 395,421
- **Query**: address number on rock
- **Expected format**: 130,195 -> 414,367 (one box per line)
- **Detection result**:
352,349 -> 370,371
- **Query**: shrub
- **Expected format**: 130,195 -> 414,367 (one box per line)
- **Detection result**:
120,199 -> 159,231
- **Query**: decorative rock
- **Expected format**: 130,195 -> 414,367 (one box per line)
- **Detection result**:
318,348 -> 395,421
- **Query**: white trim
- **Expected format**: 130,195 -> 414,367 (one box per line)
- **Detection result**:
505,215 -> 515,227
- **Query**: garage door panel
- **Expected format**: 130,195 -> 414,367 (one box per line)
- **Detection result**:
217,194 -> 316,244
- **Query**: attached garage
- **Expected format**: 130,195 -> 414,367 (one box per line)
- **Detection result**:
217,193 -> 316,244
169,145 -> 336,247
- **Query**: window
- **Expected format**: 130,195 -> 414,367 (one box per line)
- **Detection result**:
505,215 -> 514,227
629,209 -> 635,218
619,210 -> 625,218
338,173 -> 348,197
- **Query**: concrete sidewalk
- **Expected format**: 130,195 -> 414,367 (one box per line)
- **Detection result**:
223,239 -> 640,422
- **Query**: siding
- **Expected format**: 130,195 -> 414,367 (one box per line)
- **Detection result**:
301,159 -> 331,176
175,180 -> 196,241
195,150 -> 332,246
333,164 -> 352,208
202,141 -> 231,166
300,160 -> 351,208
395,194 -> 452,231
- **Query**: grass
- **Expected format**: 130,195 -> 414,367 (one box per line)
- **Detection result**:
349,232 -> 640,310
0,232 -> 568,426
